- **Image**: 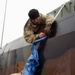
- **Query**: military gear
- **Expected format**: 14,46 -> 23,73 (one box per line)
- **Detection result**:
23,13 -> 54,43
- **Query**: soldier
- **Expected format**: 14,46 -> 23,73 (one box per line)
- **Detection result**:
23,9 -> 55,43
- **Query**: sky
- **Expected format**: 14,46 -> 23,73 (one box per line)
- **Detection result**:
0,0 -> 70,47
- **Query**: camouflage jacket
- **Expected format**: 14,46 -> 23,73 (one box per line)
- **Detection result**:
23,13 -> 54,43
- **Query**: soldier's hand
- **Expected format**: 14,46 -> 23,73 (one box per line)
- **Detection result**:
38,32 -> 46,38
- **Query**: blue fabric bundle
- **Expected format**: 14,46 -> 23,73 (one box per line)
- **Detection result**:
22,36 -> 46,75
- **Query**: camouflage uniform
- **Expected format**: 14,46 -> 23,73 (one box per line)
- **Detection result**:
23,13 -> 54,43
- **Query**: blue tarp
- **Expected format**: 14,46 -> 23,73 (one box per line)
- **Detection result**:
22,36 -> 46,75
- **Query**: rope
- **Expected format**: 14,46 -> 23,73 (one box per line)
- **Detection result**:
54,2 -> 66,21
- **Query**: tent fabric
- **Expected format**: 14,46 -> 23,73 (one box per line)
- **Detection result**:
22,36 -> 47,75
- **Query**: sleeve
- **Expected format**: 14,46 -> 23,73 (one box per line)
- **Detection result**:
45,14 -> 54,25
44,14 -> 55,34
23,20 -> 39,43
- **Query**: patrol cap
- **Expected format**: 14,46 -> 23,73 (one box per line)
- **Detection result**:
28,9 -> 39,19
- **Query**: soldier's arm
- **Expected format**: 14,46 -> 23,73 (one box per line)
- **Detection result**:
44,15 -> 54,34
23,26 -> 39,43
